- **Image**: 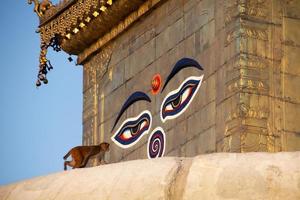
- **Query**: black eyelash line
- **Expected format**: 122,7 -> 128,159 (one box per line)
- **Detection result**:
121,118 -> 148,133
161,57 -> 203,93
125,118 -> 147,129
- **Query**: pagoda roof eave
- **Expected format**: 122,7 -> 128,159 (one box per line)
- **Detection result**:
39,0 -> 147,55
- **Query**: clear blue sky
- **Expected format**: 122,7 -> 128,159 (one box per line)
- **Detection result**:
0,1 -> 82,185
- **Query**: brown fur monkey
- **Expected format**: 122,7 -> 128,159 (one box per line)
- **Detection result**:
63,142 -> 110,171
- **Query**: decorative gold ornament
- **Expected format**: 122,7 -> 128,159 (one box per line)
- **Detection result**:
107,0 -> 113,5
100,6 -> 107,12
93,11 -> 100,17
65,33 -> 71,40
28,0 -> 53,18
79,22 -> 86,28
73,28 -> 79,34
85,17 -> 91,23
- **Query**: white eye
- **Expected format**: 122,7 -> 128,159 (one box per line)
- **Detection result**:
140,120 -> 147,129
165,104 -> 173,111
122,129 -> 132,139
181,86 -> 192,103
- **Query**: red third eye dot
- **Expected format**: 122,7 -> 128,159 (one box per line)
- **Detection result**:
151,74 -> 162,95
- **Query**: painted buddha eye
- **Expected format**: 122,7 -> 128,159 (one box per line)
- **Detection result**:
164,86 -> 192,111
160,75 -> 204,122
119,120 -> 148,140
111,110 -> 152,148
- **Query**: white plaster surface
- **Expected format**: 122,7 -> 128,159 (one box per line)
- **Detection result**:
1,152 -> 300,200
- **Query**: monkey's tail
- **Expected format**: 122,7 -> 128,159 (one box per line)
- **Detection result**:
63,151 -> 71,160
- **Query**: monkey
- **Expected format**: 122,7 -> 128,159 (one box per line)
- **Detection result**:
63,142 -> 110,171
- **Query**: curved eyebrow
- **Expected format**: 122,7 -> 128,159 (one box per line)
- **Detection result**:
111,91 -> 151,132
161,58 -> 203,92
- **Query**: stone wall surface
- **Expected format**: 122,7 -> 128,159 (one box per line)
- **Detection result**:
81,0 -> 300,164
1,152 -> 300,200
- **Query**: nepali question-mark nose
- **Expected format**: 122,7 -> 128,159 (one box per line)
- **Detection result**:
147,127 -> 166,159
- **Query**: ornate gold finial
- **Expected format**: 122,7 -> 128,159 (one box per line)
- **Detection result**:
28,0 -> 53,18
